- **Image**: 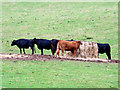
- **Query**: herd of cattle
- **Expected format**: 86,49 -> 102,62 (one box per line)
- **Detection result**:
11,38 -> 111,60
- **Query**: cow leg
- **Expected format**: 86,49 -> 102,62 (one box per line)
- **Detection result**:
55,48 -> 59,57
41,49 -> 43,55
61,49 -> 64,57
31,47 -> 34,54
57,49 -> 59,56
73,49 -> 77,58
71,50 -> 74,57
57,50 -> 59,56
106,52 -> 111,60
20,48 -> 22,54
23,48 -> 26,54
51,49 -> 54,55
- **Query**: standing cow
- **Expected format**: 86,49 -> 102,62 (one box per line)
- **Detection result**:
97,43 -> 111,60
33,38 -> 54,55
50,39 -> 74,55
11,39 -> 35,54
55,40 -> 82,58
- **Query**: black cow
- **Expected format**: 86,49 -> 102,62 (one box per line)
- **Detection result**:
97,43 -> 111,60
50,39 -> 59,55
33,38 -> 54,55
11,39 -> 36,54
50,39 -> 74,55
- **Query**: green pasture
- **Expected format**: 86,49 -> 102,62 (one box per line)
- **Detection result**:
2,60 -> 118,88
2,2 -> 118,59
1,2 -> 119,88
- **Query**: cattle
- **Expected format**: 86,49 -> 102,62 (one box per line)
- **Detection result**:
11,39 -> 35,54
50,39 -> 74,55
33,38 -> 54,55
65,41 -> 98,59
55,40 -> 82,58
50,39 -> 59,55
97,43 -> 111,60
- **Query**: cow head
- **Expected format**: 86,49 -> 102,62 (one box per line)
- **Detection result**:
11,40 -> 17,46
77,41 -> 82,45
33,38 -> 37,44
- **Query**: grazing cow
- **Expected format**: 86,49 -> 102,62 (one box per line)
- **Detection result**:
50,39 -> 74,55
97,43 -> 111,60
11,39 -> 36,54
33,38 -> 54,55
55,40 -> 82,58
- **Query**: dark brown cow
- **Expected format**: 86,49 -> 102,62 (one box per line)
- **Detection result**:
55,40 -> 82,58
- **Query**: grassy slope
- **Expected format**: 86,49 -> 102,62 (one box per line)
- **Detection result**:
2,60 -> 118,88
2,2 -> 119,88
2,2 -> 118,59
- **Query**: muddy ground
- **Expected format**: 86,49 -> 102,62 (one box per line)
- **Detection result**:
0,53 -> 120,63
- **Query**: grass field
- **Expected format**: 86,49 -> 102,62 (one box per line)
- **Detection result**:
2,2 -> 119,88
2,2 -> 118,59
2,60 -> 118,88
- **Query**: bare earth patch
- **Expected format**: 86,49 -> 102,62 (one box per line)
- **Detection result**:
0,53 -> 120,63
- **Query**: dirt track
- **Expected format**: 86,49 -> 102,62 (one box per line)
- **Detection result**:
0,53 -> 120,63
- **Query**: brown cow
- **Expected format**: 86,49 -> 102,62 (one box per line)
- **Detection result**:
55,40 -> 82,58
